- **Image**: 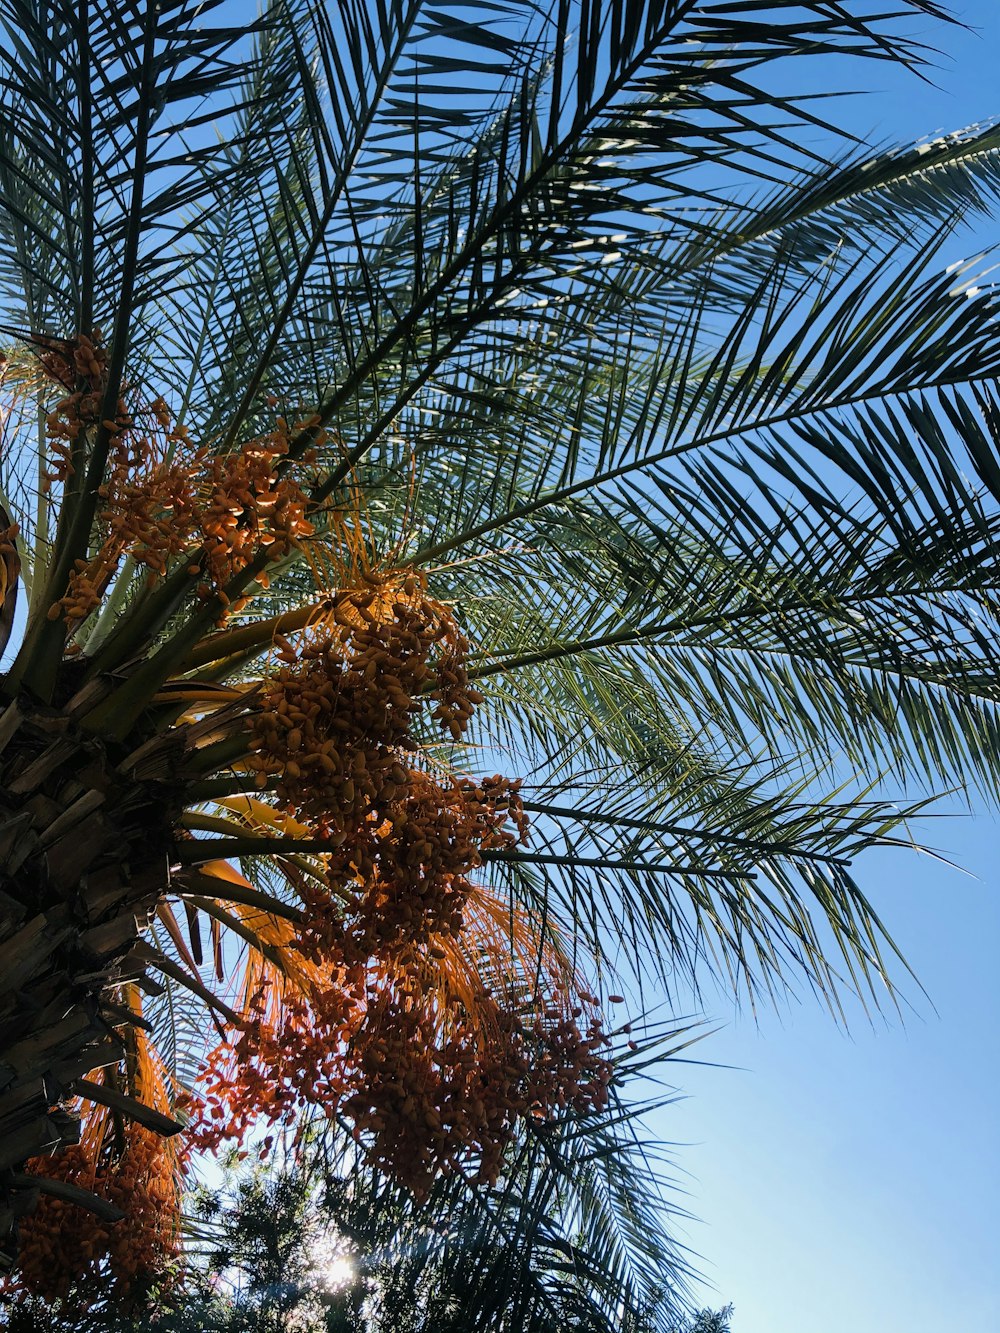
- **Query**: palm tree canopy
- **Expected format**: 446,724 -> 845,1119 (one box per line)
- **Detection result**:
0,0 -> 999,1327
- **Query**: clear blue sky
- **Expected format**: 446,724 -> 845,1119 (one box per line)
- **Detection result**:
650,7 -> 1000,1330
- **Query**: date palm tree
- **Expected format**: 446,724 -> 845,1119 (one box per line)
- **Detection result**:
1,0 -> 1000,1324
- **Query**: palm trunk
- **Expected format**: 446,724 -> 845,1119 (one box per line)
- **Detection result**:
0,679 -> 183,1266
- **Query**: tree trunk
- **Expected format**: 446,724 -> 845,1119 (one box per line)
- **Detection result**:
0,679 -> 183,1267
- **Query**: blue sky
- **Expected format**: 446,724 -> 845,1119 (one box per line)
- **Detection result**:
650,7 -> 1000,1330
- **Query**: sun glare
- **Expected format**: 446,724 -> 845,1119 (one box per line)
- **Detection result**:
321,1254 -> 356,1291
306,1230 -> 357,1293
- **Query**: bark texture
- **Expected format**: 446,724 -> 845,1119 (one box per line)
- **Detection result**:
0,680 -> 183,1267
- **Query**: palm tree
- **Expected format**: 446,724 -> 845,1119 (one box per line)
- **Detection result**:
1,0 -> 1000,1321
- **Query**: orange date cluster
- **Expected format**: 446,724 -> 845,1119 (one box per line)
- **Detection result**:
9,1121 -> 184,1310
246,582 -> 482,826
37,335 -> 318,627
343,979 -> 613,1196
189,966 -> 611,1200
300,771 -> 529,962
187,574 -> 613,1198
